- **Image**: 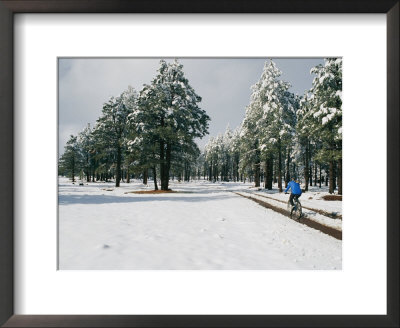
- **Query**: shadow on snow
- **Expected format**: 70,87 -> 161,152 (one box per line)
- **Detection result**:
58,192 -> 235,205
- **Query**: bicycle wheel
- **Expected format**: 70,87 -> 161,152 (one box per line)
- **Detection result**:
295,201 -> 302,220
290,206 -> 295,219
290,204 -> 297,220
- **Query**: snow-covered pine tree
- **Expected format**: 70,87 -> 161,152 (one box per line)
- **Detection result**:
133,60 -> 210,190
230,127 -> 242,182
240,98 -> 263,187
204,136 -> 219,182
308,58 -> 342,194
95,86 -> 137,187
296,93 -> 314,190
78,124 -> 94,182
239,60 -> 297,190
220,126 -> 234,182
59,135 -> 81,182
257,60 -> 297,191
128,83 -> 159,188
90,122 -> 113,182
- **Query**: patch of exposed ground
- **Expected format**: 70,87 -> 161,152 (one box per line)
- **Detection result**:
125,190 -> 178,194
322,195 -> 342,201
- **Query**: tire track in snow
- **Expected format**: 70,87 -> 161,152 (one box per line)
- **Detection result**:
234,192 -> 342,240
251,192 -> 342,220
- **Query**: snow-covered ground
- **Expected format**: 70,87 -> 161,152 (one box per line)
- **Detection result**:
58,177 -> 342,270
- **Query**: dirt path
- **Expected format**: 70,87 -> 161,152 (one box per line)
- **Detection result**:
250,192 -> 342,220
235,192 -> 342,240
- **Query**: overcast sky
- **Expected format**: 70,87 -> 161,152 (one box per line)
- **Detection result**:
58,57 -> 324,154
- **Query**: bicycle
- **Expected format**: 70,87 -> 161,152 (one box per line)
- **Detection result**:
286,193 -> 303,220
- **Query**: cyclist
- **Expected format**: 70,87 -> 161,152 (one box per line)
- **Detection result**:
284,177 -> 302,206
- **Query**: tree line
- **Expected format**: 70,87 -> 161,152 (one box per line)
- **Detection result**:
202,59 -> 342,194
60,58 -> 342,195
59,60 -> 210,190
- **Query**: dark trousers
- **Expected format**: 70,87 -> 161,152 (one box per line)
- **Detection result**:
289,193 -> 300,206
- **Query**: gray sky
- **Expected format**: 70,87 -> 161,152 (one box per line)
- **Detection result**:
58,57 -> 323,154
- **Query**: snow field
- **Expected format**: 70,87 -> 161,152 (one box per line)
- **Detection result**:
59,178 -> 342,270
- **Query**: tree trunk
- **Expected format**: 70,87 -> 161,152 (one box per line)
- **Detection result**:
325,165 -> 329,186
329,160 -> 334,194
254,146 -> 260,187
185,162 -> 190,182
338,158 -> 342,195
308,141 -> 312,186
71,156 -> 75,182
278,139 -> 282,192
161,142 -> 171,190
127,166 -> 130,183
319,163 -> 322,188
265,154 -> 273,190
293,162 -> 296,182
333,161 -> 337,192
254,163 -> 260,187
314,161 -> 317,186
285,147 -> 290,187
116,145 -> 122,187
263,161 -> 267,188
159,138 -> 166,189
86,155 -> 90,182
153,166 -> 158,190
143,169 -> 148,185
304,142 -> 309,191
236,157 -> 240,182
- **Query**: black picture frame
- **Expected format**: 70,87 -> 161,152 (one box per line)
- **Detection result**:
0,1 -> 398,327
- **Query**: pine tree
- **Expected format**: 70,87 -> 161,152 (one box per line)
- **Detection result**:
95,86 -> 137,187
240,99 -> 263,187
59,135 -> 81,182
239,60 -> 297,190
78,124 -> 94,182
133,60 -> 209,190
308,58 -> 342,194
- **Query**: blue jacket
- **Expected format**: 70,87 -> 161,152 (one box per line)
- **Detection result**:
285,181 -> 302,195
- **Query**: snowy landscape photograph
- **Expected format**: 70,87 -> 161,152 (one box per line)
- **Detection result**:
58,57 -> 342,270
